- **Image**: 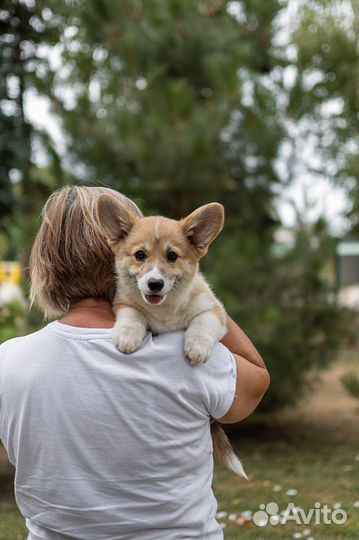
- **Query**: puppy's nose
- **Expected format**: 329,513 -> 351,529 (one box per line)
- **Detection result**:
148,278 -> 164,292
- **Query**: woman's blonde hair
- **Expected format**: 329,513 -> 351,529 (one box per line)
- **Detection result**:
29,185 -> 142,319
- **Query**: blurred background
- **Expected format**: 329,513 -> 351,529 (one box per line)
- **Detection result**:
0,0 -> 358,538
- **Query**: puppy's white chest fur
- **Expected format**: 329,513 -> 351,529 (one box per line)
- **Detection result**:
113,273 -> 227,365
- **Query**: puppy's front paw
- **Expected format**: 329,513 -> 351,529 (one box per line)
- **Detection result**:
184,333 -> 214,366
113,326 -> 144,354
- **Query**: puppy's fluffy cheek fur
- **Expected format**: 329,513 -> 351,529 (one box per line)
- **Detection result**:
115,252 -> 137,274
175,258 -> 198,284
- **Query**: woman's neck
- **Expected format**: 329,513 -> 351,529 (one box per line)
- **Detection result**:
60,298 -> 115,328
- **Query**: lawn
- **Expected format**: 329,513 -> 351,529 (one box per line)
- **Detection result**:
213,423 -> 358,539
1,353 -> 358,540
214,351 -> 358,539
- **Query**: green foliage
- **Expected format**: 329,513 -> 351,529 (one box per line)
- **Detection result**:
290,0 -> 358,230
0,0 -> 357,411
341,372 -> 359,399
40,0 -> 283,224
0,0 -> 64,255
206,218 -> 351,411
0,302 -> 29,344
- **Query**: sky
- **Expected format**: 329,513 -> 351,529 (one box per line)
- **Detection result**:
23,0 -> 352,236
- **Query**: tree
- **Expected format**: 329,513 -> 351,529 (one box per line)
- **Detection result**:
0,0 -> 62,257
1,0 -> 355,409
288,0 -> 358,231
41,1 -> 281,222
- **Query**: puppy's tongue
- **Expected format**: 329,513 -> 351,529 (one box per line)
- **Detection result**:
145,294 -> 163,305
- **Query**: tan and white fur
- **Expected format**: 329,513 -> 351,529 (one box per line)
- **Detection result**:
96,194 -> 247,478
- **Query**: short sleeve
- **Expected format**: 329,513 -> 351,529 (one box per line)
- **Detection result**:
200,343 -> 237,419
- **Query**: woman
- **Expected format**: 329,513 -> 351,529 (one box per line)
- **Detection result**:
0,186 -> 270,540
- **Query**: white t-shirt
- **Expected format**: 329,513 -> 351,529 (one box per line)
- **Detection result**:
0,321 -> 237,540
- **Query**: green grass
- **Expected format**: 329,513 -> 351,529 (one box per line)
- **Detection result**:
0,504 -> 27,539
214,427 -> 358,539
213,350 -> 359,539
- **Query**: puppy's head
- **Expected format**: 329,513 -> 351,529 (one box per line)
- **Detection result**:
97,195 -> 224,307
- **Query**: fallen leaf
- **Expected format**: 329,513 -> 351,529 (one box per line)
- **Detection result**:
263,480 -> 271,487
241,510 -> 253,519
235,517 -> 252,527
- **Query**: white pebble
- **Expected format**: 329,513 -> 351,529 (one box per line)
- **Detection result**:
228,513 -> 237,521
333,502 -> 341,509
219,522 -> 226,529
286,488 -> 298,496
216,511 -> 227,519
293,533 -> 302,539
354,500 -> 359,508
303,528 -> 311,536
273,484 -> 282,492
241,510 -> 253,519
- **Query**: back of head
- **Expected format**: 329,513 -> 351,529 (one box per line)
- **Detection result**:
29,186 -> 142,318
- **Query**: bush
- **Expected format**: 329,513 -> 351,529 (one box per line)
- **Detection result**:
206,223 -> 355,412
341,372 -> 359,399
0,301 -> 29,344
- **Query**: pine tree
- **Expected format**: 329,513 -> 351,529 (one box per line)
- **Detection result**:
1,0 -> 355,409
290,0 -> 358,231
0,0 -> 62,255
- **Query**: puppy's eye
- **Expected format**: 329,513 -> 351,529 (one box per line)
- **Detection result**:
166,251 -> 178,262
134,250 -> 146,261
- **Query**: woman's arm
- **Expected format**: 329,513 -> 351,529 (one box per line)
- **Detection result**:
218,316 -> 270,424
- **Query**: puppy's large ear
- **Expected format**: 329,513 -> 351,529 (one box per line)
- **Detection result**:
96,194 -> 138,246
181,203 -> 224,254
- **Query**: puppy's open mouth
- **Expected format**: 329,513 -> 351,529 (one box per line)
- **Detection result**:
144,294 -> 166,305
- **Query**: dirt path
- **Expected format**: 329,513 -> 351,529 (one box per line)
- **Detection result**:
270,358 -> 358,443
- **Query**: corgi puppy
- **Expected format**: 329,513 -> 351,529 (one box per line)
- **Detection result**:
96,194 -> 246,478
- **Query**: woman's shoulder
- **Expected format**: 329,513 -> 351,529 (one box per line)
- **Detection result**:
0,325 -> 50,358
151,330 -> 234,374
